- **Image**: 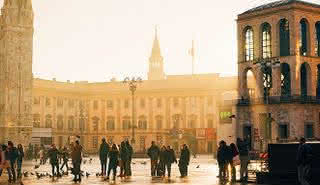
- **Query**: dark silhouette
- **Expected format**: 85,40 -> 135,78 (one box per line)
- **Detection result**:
178,144 -> 190,178
147,141 -> 160,177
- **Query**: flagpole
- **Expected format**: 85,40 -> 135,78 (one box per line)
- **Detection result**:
192,40 -> 195,75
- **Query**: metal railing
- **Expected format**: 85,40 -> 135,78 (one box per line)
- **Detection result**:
236,95 -> 320,105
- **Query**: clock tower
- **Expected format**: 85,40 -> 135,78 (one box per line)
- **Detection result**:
148,28 -> 165,80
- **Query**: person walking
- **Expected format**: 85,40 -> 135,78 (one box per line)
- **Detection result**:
60,147 -> 69,171
296,137 -> 313,185
0,145 -> 10,178
158,146 -> 167,177
48,144 -> 60,179
71,140 -> 83,183
165,146 -> 177,179
7,141 -> 18,183
229,143 -> 239,182
179,144 -> 190,178
39,149 -> 44,165
99,138 -> 110,176
16,144 -> 24,179
106,144 -> 119,181
237,138 -> 249,182
217,140 -> 227,180
147,141 -> 160,177
125,140 -> 133,177
119,141 -> 129,178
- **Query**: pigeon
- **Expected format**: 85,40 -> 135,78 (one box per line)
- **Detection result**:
30,172 -> 34,176
83,159 -> 87,164
86,172 -> 90,178
196,165 -> 200,168
36,172 -> 41,179
34,165 -> 40,169
96,173 -> 99,177
132,162 -> 136,165
89,158 -> 93,164
23,171 -> 29,177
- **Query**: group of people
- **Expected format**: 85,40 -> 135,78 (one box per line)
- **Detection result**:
217,138 -> 249,182
147,141 -> 190,178
0,141 -> 25,183
98,138 -> 133,181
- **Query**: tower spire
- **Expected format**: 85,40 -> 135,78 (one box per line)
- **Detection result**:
148,27 -> 165,80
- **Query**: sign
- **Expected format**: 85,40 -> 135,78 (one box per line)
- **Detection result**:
206,128 -> 217,140
219,108 -> 233,124
196,129 -> 206,139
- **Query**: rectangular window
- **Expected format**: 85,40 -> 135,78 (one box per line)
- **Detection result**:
305,123 -> 314,139
33,97 -> 40,105
92,136 -> 98,149
156,119 -> 162,130
46,97 -> 51,107
58,136 -> 63,148
57,98 -> 63,108
208,119 -> 213,128
124,99 -> 129,109
157,98 -> 162,108
140,99 -> 145,108
278,124 -> 289,139
107,119 -> 115,131
92,118 -> 99,131
138,120 -> 147,130
93,100 -> 98,110
173,98 -> 179,107
107,100 -> 113,110
122,120 -> 130,130
68,99 -> 74,108
207,97 -> 213,106
189,120 -> 195,128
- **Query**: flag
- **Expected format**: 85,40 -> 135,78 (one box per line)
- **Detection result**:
188,40 -> 195,57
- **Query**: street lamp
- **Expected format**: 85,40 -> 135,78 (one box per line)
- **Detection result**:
123,77 -> 143,144
254,58 -> 280,144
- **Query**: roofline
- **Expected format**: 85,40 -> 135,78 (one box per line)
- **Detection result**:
238,0 -> 320,17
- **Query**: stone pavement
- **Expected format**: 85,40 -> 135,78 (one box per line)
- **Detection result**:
0,155 -> 258,185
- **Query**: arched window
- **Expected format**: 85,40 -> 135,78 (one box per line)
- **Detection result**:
262,23 -> 272,58
57,115 -> 63,130
300,19 -> 309,56
281,63 -> 291,98
138,116 -> 147,130
245,27 -> 254,61
92,116 -> 99,131
315,22 -> 320,57
155,115 -> 163,129
317,64 -> 320,99
301,62 -> 311,97
45,114 -> 52,128
172,114 -> 181,129
122,116 -> 131,130
279,19 -> 290,56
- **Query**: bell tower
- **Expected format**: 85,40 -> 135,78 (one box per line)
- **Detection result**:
148,27 -> 165,80
0,0 -> 34,145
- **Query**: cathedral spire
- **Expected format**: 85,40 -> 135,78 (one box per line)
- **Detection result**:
151,26 -> 162,58
148,27 -> 165,80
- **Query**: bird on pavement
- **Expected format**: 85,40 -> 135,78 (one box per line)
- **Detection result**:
196,165 -> 200,168
86,172 -> 90,178
34,165 -> 40,169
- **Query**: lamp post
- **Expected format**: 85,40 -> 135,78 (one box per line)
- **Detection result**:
254,59 -> 280,145
123,77 -> 142,144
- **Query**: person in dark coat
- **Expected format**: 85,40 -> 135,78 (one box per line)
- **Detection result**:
71,140 -> 83,182
60,146 -> 69,171
48,144 -> 60,179
158,146 -> 167,177
16,144 -> 24,179
119,141 -> 129,178
237,138 -> 249,182
99,138 -> 110,176
296,137 -> 312,185
165,146 -> 177,178
6,141 -> 18,183
125,140 -> 133,176
229,143 -> 239,182
217,140 -> 227,180
179,144 -> 190,178
147,141 -> 160,177
106,144 -> 119,181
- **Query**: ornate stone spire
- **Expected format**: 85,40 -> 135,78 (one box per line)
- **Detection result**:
150,26 -> 162,59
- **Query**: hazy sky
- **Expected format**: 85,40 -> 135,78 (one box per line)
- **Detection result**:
3,0 -> 318,82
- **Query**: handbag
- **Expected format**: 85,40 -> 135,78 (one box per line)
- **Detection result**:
233,155 -> 241,166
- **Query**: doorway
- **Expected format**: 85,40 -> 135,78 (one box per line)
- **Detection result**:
243,125 -> 252,150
